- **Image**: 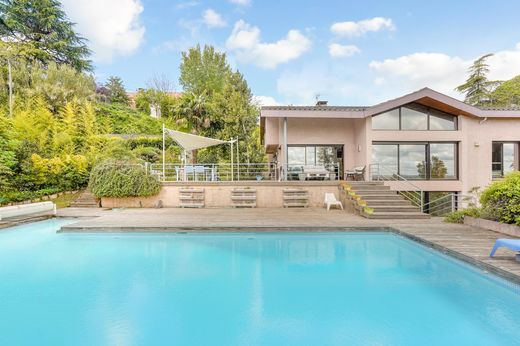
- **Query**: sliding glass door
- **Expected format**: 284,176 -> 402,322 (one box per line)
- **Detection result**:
372,142 -> 458,180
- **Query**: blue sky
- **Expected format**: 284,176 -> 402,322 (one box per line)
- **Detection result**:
62,0 -> 520,105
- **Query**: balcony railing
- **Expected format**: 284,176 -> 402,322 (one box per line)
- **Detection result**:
147,163 -> 340,182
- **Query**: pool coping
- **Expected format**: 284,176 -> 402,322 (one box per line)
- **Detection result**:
58,223 -> 520,286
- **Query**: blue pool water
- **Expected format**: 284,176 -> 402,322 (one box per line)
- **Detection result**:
1,219 -> 520,345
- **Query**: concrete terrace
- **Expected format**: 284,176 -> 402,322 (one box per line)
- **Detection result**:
56,207 -> 520,284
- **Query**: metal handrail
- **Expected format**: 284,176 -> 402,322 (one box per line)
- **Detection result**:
424,193 -> 477,216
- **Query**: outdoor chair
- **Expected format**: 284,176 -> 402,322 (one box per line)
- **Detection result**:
345,166 -> 366,181
324,193 -> 343,211
194,165 -> 205,181
490,239 -> 520,260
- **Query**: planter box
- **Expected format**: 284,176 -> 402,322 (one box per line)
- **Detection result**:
464,216 -> 520,237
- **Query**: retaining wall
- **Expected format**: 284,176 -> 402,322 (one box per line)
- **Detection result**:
101,181 -> 341,208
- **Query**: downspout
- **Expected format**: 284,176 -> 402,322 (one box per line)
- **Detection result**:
479,117 -> 488,125
283,117 -> 288,181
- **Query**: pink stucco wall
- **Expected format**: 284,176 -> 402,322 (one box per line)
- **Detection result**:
264,114 -> 520,194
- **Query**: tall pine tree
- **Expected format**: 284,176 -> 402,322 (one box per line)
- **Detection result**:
456,54 -> 499,106
0,0 -> 91,71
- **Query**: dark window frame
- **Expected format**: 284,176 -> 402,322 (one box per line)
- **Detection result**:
372,103 -> 458,131
492,141 -> 519,179
372,141 -> 459,180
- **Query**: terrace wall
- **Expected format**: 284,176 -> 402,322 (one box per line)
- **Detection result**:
101,181 -> 341,209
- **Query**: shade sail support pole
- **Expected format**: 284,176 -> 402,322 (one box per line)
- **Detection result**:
230,140 -> 234,182
162,123 -> 166,180
236,137 -> 240,181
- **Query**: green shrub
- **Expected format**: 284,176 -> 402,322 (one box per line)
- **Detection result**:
480,171 -> 520,226
132,146 -> 162,163
88,161 -> 161,198
0,187 -> 62,205
444,207 -> 481,224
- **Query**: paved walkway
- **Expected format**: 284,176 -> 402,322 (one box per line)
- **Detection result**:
57,207 -> 520,283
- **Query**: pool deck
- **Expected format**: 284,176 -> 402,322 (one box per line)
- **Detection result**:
54,207 -> 519,284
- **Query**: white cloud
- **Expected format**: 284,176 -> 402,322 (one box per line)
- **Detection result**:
62,0 -> 145,62
331,17 -> 394,38
277,63 -> 363,105
202,9 -> 227,28
226,20 -> 311,69
229,0 -> 251,6
328,43 -> 360,58
253,95 -> 279,106
369,43 -> 520,98
176,1 -> 199,9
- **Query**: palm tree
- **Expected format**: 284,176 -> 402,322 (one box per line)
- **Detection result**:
174,91 -> 212,163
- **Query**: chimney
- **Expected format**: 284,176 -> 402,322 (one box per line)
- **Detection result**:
316,100 -> 328,106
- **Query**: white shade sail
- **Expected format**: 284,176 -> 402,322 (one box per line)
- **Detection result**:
165,128 -> 229,151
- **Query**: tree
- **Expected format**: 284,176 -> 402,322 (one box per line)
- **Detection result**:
0,0 -> 91,71
25,62 -> 95,112
456,54 -> 500,106
177,44 -> 265,165
0,114 -> 17,189
174,92 -> 211,162
490,75 -> 520,107
179,45 -> 230,96
416,156 -> 447,179
105,76 -> 130,105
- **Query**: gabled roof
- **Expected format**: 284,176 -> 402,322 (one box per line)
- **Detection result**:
260,87 -> 520,119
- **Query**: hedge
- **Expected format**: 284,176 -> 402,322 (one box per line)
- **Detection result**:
480,171 -> 520,226
88,161 -> 161,198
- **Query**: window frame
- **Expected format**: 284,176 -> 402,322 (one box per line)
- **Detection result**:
372,141 -> 459,180
492,141 -> 519,179
371,103 -> 458,131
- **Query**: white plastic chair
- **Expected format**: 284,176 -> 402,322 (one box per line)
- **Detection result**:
324,193 -> 343,211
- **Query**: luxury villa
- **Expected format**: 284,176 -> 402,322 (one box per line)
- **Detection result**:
260,87 -> 520,204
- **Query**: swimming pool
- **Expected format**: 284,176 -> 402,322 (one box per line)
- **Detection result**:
1,219 -> 520,345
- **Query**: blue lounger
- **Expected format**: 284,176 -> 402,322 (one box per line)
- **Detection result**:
489,239 -> 520,257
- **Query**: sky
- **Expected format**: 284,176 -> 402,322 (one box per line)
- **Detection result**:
61,0 -> 520,106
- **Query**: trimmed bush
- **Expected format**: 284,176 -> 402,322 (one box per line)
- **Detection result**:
0,187 -> 62,205
88,161 -> 161,198
444,207 -> 481,224
480,171 -> 520,226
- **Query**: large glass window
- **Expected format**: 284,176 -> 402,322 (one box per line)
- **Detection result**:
371,109 -> 400,130
372,144 -> 398,177
399,144 -> 426,179
287,147 -> 305,165
287,145 -> 343,180
492,142 -> 517,178
372,103 -> 457,131
372,142 -> 458,180
429,143 -> 457,179
401,104 -> 428,130
429,108 -> 457,130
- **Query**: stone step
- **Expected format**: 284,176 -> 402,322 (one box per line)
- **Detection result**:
354,190 -> 396,196
366,199 -> 412,206
350,185 -> 391,190
346,181 -> 384,185
70,189 -> 100,208
359,205 -> 421,213
361,211 -> 431,219
361,194 -> 406,201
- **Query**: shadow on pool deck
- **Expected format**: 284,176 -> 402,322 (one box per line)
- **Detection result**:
56,207 -> 520,284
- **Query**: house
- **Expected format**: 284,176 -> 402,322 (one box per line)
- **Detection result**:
127,90 -> 182,118
260,88 -> 520,202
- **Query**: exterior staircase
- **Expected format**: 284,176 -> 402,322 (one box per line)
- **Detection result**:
70,189 -> 100,208
347,181 -> 430,219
